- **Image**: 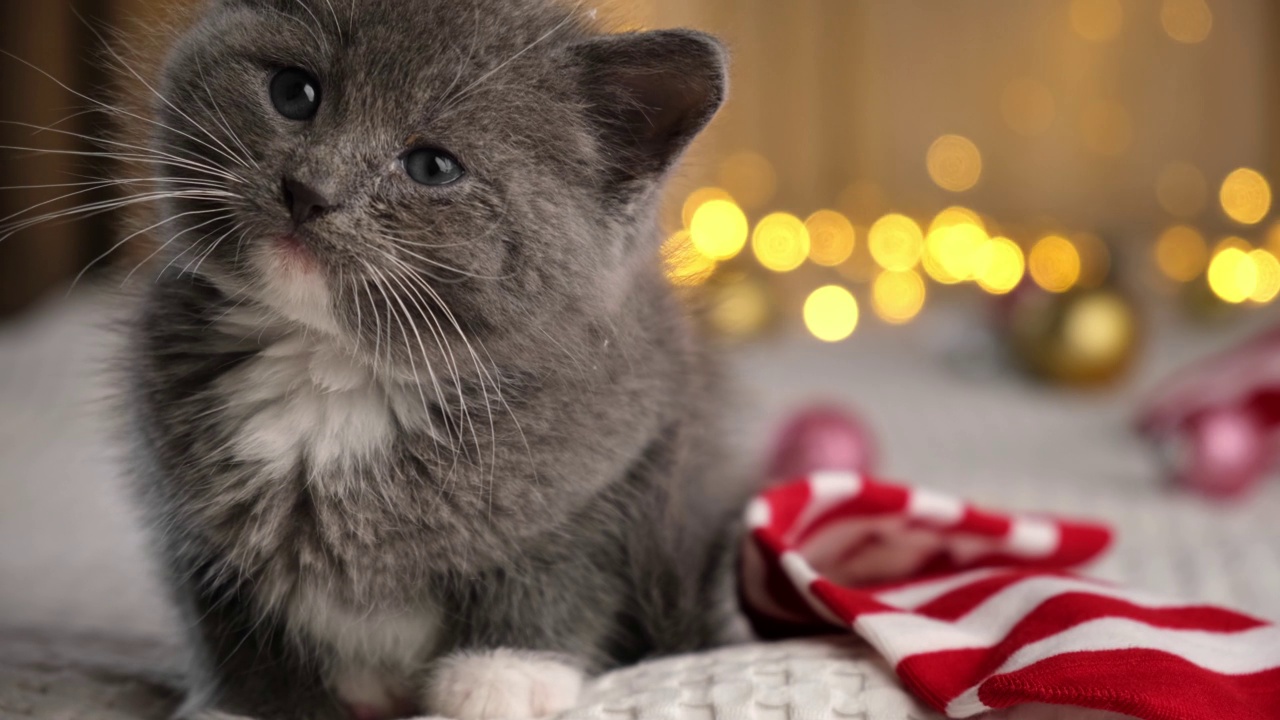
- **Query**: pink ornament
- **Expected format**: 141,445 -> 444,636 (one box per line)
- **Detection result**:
768,405 -> 877,481
1155,406 -> 1270,499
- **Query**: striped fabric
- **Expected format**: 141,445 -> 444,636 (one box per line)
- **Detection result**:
740,472 -> 1280,720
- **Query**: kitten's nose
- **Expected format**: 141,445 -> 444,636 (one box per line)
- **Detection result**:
281,176 -> 332,226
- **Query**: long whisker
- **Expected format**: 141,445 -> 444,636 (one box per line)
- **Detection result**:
72,207 -> 231,289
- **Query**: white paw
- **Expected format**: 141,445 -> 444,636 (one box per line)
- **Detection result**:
426,649 -> 584,720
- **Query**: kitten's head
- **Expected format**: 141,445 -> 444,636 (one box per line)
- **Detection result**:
155,0 -> 725,360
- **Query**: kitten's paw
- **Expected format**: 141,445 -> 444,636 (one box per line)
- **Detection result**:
426,649 -> 583,720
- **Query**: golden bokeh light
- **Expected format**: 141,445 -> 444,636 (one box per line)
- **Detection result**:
1161,0 -> 1213,44
804,285 -> 860,343
1001,78 -> 1056,137
681,187 -> 733,229
869,214 -> 925,272
1214,236 -> 1252,255
663,230 -> 717,287
1079,101 -> 1133,157
924,216 -> 988,284
1248,250 -> 1280,304
1029,235 -> 1082,293
752,212 -> 811,273
926,135 -> 983,193
1070,0 -> 1124,42
872,270 -> 927,324
929,206 -> 987,233
1153,225 -> 1209,282
972,237 -> 1026,295
1207,247 -> 1257,304
1220,168 -> 1272,225
1156,162 -> 1209,218
689,199 -> 749,261
716,151 -> 778,211
805,210 -> 857,267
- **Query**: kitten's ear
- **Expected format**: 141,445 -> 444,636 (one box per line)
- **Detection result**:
571,30 -> 728,182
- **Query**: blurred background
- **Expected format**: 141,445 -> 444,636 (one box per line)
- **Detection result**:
2,0 -> 1280,645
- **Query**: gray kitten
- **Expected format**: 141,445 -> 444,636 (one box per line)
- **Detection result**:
122,1 -> 745,719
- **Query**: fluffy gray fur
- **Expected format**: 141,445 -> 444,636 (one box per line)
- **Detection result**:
123,1 -> 745,719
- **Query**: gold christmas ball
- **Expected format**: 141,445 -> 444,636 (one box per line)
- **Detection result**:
702,267 -> 776,341
1007,287 -> 1140,387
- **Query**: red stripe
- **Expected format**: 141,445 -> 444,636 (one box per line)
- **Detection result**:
795,480 -> 910,544
759,482 -> 813,535
978,650 -> 1280,720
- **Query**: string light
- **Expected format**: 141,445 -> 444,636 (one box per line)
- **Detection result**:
972,237 -> 1026,295
1070,0 -> 1124,42
1029,235 -> 1082,292
805,210 -> 857,267
804,285 -> 859,342
753,212 -> 811,273
1207,246 -> 1257,304
872,269 -> 927,324
681,187 -> 733,229
1248,250 -> 1280,304
663,230 -> 716,287
1220,168 -> 1272,225
689,199 -> 749,261
1154,225 -> 1209,282
927,135 -> 983,192
1161,0 -> 1212,44
924,212 -> 987,284
869,214 -> 925,271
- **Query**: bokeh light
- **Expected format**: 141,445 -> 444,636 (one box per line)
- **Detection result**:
1161,0 -> 1212,44
681,187 -> 733,229
1070,0 -> 1124,42
872,270 -> 926,324
972,237 -> 1026,295
1154,225 -> 1209,282
689,199 -> 749,261
1156,162 -> 1209,218
924,209 -> 988,284
1029,235 -> 1082,293
663,230 -> 716,287
716,151 -> 777,211
804,285 -> 860,342
1001,78 -> 1056,137
1207,246 -> 1257,304
805,210 -> 857,267
926,135 -> 983,192
752,212 -> 811,273
1220,168 -> 1272,225
869,214 -> 925,271
1248,250 -> 1280,304
1079,101 -> 1133,156
1214,236 -> 1252,255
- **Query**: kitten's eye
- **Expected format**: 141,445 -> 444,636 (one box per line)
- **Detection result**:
403,148 -> 465,186
270,68 -> 321,121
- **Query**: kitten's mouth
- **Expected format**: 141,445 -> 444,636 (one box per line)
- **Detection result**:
274,232 -> 319,272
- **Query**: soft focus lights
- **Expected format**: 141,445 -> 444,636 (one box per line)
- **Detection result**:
716,151 -> 777,211
752,212 -> 811,273
1156,162 -> 1208,218
1248,250 -> 1280,304
663,230 -> 716,287
872,270 -> 926,324
1161,0 -> 1213,44
689,199 -> 749,261
924,210 -> 988,284
1080,101 -> 1133,157
1220,168 -> 1272,225
1154,225 -> 1208,282
804,285 -> 859,342
1207,247 -> 1257,304
1029,235 -> 1082,293
926,135 -> 983,192
805,210 -> 856,267
1070,0 -> 1123,42
869,214 -> 925,272
972,237 -> 1026,295
1001,78 -> 1056,137
681,187 -> 733,229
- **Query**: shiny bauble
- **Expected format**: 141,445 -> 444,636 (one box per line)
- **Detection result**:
767,405 -> 878,481
1154,406 -> 1270,498
1006,287 -> 1140,387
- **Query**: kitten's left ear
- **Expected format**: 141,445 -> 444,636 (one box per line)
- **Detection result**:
570,29 -> 728,183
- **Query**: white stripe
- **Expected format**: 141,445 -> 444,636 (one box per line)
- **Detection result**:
1005,518 -> 1060,557
786,471 -> 863,542
863,574 -> 1210,661
907,487 -> 965,525
946,620 -> 1280,717
745,498 -> 771,529
779,551 -> 847,627
874,568 -> 1006,609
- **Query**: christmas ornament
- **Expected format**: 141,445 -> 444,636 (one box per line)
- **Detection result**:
1149,406 -> 1269,498
1006,286 -> 1140,386
767,405 -> 877,480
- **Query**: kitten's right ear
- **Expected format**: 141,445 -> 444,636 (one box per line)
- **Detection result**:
569,30 -> 728,186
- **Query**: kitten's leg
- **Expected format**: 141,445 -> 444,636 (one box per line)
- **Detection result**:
425,649 -> 584,720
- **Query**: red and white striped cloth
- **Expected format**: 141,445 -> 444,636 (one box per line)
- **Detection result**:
740,471 -> 1280,720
